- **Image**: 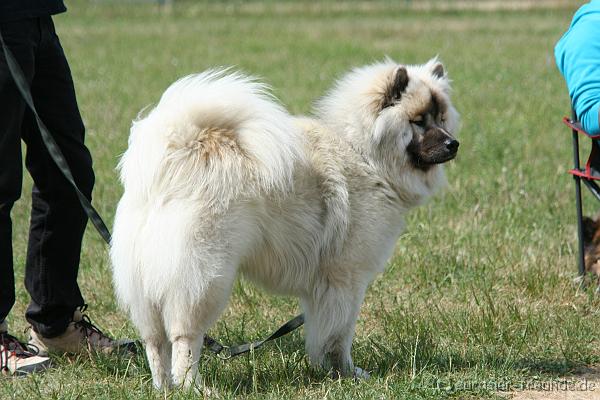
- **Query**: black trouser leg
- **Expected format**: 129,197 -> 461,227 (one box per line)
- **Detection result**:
0,203 -> 17,324
0,19 -> 35,324
22,17 -> 95,338
0,17 -> 94,336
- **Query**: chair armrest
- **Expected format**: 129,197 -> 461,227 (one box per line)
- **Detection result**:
563,116 -> 600,139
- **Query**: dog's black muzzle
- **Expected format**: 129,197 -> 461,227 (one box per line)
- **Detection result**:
436,137 -> 460,163
408,127 -> 459,168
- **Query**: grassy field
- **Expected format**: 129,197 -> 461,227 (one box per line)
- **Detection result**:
1,1 -> 596,399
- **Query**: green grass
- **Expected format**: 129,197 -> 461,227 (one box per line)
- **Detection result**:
1,1 -> 596,398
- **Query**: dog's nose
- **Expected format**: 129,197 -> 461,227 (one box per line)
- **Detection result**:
445,139 -> 459,152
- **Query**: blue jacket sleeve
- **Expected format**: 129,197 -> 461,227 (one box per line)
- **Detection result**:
555,17 -> 600,135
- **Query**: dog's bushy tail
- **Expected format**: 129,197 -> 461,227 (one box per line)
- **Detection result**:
119,69 -> 305,207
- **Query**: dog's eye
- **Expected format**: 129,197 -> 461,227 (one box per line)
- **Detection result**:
410,115 -> 426,128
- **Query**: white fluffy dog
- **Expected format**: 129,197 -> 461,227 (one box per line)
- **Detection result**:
111,58 -> 459,389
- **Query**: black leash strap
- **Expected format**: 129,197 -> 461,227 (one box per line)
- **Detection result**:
0,29 -> 303,358
204,314 -> 304,359
0,30 -> 112,244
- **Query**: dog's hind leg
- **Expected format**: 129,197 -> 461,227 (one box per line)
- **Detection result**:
131,306 -> 172,389
165,267 -> 237,390
302,276 -> 369,378
170,334 -> 203,389
145,336 -> 172,389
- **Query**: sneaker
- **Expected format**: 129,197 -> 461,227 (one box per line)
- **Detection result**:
1,320 -> 51,376
28,307 -> 138,356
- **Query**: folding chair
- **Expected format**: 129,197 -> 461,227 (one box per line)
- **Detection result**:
564,109 -> 600,277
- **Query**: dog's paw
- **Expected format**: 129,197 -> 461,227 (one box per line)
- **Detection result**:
353,367 -> 371,380
201,386 -> 221,398
152,378 -> 173,392
329,366 -> 371,380
184,382 -> 220,398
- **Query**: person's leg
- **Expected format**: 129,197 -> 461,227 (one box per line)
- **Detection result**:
21,17 -> 135,355
0,19 -> 38,325
0,19 -> 52,375
22,16 -> 94,338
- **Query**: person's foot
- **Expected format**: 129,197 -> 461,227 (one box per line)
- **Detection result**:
1,320 -> 51,376
28,308 -> 138,356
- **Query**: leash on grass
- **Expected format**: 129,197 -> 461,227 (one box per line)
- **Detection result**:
0,30 -> 304,360
204,314 -> 304,359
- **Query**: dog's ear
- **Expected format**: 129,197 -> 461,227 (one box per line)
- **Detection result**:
431,62 -> 445,79
382,67 -> 409,109
392,66 -> 409,100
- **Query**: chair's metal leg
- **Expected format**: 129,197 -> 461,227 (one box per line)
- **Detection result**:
575,175 -> 586,277
572,129 -> 586,277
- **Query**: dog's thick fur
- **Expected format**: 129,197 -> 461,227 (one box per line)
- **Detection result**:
111,59 -> 460,389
